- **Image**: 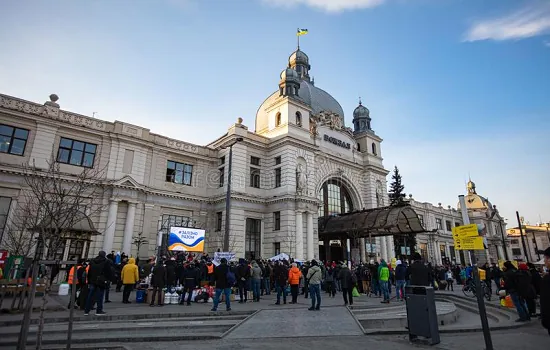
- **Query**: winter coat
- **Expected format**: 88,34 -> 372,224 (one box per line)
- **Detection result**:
325,268 -> 334,282
236,263 -> 251,282
409,261 -> 430,286
540,274 -> 550,332
379,262 -> 390,282
306,265 -> 322,285
165,260 -> 177,285
151,264 -> 166,288
87,255 -> 113,287
338,266 -> 353,289
288,266 -> 302,285
251,262 -> 262,280
213,263 -> 230,289
395,264 -> 407,281
516,270 -> 536,299
182,266 -> 200,288
121,258 -> 139,285
273,264 -> 288,287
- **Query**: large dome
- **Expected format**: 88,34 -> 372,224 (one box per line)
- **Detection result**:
298,80 -> 345,118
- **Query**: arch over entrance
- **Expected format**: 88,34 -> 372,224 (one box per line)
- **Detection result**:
317,179 -> 354,218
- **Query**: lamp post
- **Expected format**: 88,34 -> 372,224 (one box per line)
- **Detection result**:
222,137 -> 243,252
516,211 -> 530,263
499,218 -> 509,260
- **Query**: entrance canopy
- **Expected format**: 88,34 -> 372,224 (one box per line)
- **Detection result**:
319,204 -> 427,239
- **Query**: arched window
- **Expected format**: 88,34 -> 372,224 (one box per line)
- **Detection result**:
372,142 -> 377,155
357,143 -> 361,152
275,112 -> 282,127
296,111 -> 302,127
318,179 -> 353,218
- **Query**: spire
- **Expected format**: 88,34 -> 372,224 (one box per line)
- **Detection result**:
359,96 -> 362,105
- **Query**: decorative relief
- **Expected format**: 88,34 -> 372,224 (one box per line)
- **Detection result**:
164,138 -> 198,153
309,111 -> 354,138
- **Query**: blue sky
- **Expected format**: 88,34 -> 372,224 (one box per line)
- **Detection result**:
1,0 -> 549,225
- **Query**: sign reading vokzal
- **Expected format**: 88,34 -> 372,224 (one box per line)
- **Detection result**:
323,134 -> 351,150
168,227 -> 205,252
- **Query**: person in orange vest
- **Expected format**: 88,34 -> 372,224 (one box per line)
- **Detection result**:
206,260 -> 215,286
67,259 -> 84,309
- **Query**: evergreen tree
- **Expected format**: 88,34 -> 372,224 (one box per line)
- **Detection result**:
388,166 -> 405,206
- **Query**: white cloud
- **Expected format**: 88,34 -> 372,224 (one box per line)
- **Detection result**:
545,40 -> 550,47
261,0 -> 385,13
464,4 -> 550,42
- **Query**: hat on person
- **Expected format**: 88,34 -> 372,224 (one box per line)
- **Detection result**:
518,263 -> 528,271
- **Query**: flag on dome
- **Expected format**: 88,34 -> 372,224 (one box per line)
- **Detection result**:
297,28 -> 308,36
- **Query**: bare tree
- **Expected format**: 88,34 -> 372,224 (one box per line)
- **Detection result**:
132,231 -> 148,260
281,229 -> 295,259
17,156 -> 109,350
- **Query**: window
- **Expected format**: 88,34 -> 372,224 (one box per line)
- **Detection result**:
219,167 -> 225,187
57,137 -> 97,168
296,112 -> 302,126
371,142 -> 377,155
0,124 -> 29,156
275,168 -> 282,188
418,214 -> 424,226
250,167 -> 260,188
511,239 -> 519,244
216,212 -> 223,231
445,220 -> 452,231
274,242 -> 281,255
275,156 -> 281,165
512,248 -> 522,256
123,149 -> 134,173
161,214 -> 192,229
219,156 -> 225,165
166,161 -> 193,185
436,218 -> 443,230
274,211 -> 281,231
250,156 -> 260,166
68,240 -> 85,259
245,218 -> 261,260
0,197 -> 12,237
275,112 -> 282,127
318,179 -> 353,217
357,143 -> 361,152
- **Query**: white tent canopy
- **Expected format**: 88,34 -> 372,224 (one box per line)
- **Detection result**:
534,259 -> 545,266
269,253 -> 289,261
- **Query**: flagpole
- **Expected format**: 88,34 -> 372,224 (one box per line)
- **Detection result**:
297,28 -> 300,49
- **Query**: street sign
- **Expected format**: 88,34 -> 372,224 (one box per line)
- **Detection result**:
452,224 -> 478,239
455,236 -> 484,250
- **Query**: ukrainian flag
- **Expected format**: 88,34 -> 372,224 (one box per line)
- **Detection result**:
297,28 -> 308,36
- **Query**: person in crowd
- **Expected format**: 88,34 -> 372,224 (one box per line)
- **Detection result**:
378,260 -> 390,304
165,257 -> 177,290
150,260 -> 166,306
339,263 -> 354,306
84,251 -> 113,316
236,258 -> 251,303
395,260 -> 407,301
503,261 -> 530,322
363,265 -> 372,296
67,259 -> 84,309
301,262 -> 310,298
490,262 -> 502,295
274,261 -> 288,305
306,259 -> 322,311
121,257 -> 139,304
250,260 -> 262,302
211,258 -> 232,312
371,262 -> 380,297
540,247 -> 550,336
333,262 -> 342,293
325,265 -> 336,297
205,260 -> 215,286
409,253 -> 430,286
446,267 -> 454,291
180,262 -> 200,305
517,263 -> 537,318
288,262 -> 302,304
263,261 -> 272,295
527,262 -> 542,316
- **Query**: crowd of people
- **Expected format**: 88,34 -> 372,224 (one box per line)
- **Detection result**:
65,248 -> 550,336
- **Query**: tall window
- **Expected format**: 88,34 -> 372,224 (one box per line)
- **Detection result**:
275,168 -> 282,188
371,142 -> 377,155
250,156 -> 260,166
68,240 -> 85,258
0,124 -> 29,156
273,242 -> 281,255
166,161 -> 193,185
250,168 -> 260,188
274,211 -> 281,231
445,220 -> 452,231
275,112 -> 282,127
161,214 -> 192,229
296,112 -> 302,126
57,137 -> 97,168
436,218 -> 443,230
219,156 -> 225,165
216,212 -> 223,231
219,167 -> 225,187
318,179 -> 353,217
275,156 -> 281,165
245,218 -> 261,260
418,214 -> 424,226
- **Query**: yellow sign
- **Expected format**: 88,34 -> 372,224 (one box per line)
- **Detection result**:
455,236 -> 484,250
452,224 -> 479,239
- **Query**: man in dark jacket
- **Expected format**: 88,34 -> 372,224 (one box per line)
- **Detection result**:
273,261 -> 288,305
236,259 -> 250,303
150,261 -> 166,306
408,253 -> 430,287
503,261 -> 530,322
180,263 -> 200,305
395,260 -> 407,301
84,251 -> 113,316
541,247 -> 550,335
338,265 -> 353,306
211,258 -> 231,312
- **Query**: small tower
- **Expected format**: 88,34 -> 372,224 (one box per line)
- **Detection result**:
279,67 -> 300,97
352,98 -> 372,133
288,49 -> 311,82
467,179 -> 477,194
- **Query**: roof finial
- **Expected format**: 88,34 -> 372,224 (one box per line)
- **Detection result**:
359,96 -> 362,105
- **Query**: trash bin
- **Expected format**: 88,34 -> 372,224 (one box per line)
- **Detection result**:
405,286 -> 440,345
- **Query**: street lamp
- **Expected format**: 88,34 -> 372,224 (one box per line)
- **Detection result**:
222,137 -> 243,252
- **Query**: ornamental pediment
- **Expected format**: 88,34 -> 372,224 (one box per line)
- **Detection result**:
309,111 -> 354,138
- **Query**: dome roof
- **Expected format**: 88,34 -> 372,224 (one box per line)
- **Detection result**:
298,80 -> 345,119
280,67 -> 298,81
353,102 -> 370,119
289,49 -> 309,64
457,180 -> 493,211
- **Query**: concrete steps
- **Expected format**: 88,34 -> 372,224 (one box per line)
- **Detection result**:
0,312 -> 253,347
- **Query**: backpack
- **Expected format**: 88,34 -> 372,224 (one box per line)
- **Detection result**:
226,270 -> 236,287
351,273 -> 358,285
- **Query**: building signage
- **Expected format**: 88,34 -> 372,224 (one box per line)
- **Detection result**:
323,134 -> 351,150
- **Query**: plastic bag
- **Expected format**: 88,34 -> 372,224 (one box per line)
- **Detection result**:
352,287 -> 360,297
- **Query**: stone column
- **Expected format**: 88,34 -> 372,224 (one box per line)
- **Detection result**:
122,202 -> 137,256
386,236 -> 394,260
295,211 -> 304,260
359,238 -> 366,263
445,242 -> 450,260
306,211 -> 314,261
102,199 -> 119,253
260,218 -> 265,258
380,236 -> 387,261
497,245 -> 505,261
